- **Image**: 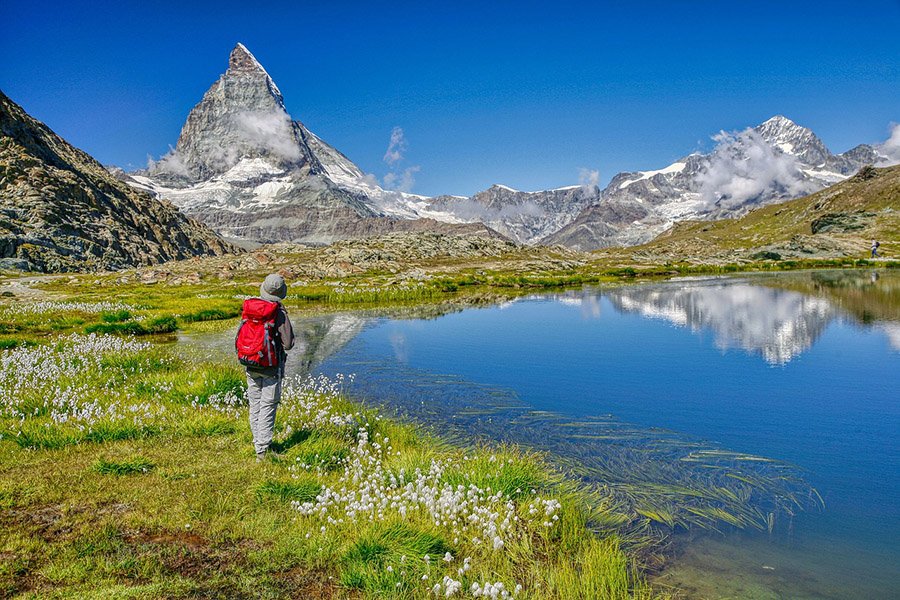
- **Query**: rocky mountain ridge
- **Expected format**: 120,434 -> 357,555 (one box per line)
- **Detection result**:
607,163 -> 900,264
124,43 -> 896,251
542,116 -> 894,250
0,90 -> 235,273
427,184 -> 599,244
129,44 -> 488,245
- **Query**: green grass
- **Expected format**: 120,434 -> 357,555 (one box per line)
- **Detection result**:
441,449 -> 555,499
2,254 -> 867,598
100,309 -> 132,323
93,456 -> 155,476
85,321 -> 149,335
0,334 -> 664,599
281,431 -> 350,471
255,478 -> 322,503
180,307 -> 241,323
339,522 -> 454,592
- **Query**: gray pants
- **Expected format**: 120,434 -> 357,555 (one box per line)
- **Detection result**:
247,373 -> 282,455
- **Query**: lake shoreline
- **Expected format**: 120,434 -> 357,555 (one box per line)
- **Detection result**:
1,267 -> 897,598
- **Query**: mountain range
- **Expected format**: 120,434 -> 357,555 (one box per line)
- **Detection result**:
614,163 -> 900,264
125,43 -> 897,250
543,116 -> 892,250
1,42 -> 895,274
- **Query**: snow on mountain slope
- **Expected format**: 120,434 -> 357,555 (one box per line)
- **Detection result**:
125,44 -> 895,250
127,43 -> 488,243
544,116 -> 890,250
618,161 -> 687,189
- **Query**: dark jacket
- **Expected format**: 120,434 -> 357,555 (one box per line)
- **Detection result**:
245,301 -> 294,378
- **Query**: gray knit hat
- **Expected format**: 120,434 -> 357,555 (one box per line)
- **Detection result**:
260,273 -> 287,302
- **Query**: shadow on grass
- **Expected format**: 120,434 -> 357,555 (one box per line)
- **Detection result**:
269,429 -> 313,454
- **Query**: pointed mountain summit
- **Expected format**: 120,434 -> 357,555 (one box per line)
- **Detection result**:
132,44 -> 495,244
228,43 -> 283,96
753,115 -> 831,166
153,43 -> 314,181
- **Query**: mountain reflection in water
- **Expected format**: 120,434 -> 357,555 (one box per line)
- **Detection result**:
603,282 -> 836,364
184,269 -> 899,599
300,270 -> 899,600
558,270 -> 898,364
287,270 -> 899,376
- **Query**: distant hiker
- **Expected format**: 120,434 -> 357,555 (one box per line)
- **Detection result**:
871,240 -> 880,258
236,273 -> 294,461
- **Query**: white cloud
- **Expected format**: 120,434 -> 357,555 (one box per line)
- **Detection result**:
697,128 -> 817,210
147,109 -> 301,177
383,126 -> 407,166
147,147 -> 191,178
232,110 -> 302,163
383,165 -> 421,193
380,126 -> 420,193
578,168 -> 601,197
878,122 -> 900,165
578,168 -> 599,188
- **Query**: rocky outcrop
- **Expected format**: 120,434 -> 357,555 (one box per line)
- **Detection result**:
110,230 -> 583,286
0,90 -> 236,272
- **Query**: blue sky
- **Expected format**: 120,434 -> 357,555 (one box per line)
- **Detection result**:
1,0 -> 898,196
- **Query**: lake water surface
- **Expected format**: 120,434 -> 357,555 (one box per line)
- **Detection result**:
201,270 -> 900,598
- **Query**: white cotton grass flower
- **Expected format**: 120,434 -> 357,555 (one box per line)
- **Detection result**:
5,300 -> 136,316
1,337 -> 546,599
0,334 -> 177,443
470,581 -> 516,599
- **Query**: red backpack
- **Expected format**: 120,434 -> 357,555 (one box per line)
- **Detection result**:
235,299 -> 280,368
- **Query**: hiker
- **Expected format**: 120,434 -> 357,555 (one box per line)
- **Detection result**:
871,240 -> 880,258
236,273 -> 294,461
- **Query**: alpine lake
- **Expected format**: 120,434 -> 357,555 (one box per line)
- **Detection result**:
189,269 -> 899,599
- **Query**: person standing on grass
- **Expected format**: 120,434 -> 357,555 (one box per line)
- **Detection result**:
871,239 -> 880,258
236,273 -> 294,461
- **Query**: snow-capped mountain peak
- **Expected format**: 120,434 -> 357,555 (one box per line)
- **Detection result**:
129,43 -> 494,243
228,42 -> 284,102
544,115 -> 885,250
753,114 -> 830,164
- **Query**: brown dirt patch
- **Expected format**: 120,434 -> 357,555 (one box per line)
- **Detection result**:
275,567 -> 359,599
2,504 -> 66,541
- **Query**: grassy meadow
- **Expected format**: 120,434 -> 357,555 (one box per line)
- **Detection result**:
0,285 -> 668,598
1,251 -> 892,599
